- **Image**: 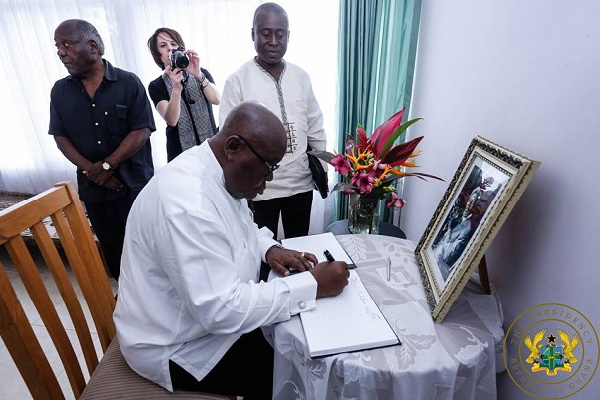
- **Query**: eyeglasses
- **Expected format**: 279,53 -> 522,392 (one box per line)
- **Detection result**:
238,137 -> 280,173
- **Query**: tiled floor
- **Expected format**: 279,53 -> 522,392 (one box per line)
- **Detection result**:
0,246 -> 118,400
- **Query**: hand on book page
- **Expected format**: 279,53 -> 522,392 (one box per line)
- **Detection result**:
265,245 -> 318,276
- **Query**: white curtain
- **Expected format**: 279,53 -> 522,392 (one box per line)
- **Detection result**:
0,0 -> 338,233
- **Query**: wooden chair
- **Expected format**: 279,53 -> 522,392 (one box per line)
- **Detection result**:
0,182 -> 232,400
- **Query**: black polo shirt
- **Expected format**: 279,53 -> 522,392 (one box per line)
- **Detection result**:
49,60 -> 156,203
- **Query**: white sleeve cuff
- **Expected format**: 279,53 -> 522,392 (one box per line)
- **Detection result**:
282,271 -> 317,314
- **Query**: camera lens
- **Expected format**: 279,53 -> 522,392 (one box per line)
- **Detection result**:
175,53 -> 189,68
170,48 -> 189,69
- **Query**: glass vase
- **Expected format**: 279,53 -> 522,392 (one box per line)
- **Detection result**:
348,194 -> 380,234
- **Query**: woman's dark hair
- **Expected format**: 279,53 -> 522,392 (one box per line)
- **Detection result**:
147,28 -> 186,70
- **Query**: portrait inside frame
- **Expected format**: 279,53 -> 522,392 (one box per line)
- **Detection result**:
415,136 -> 540,323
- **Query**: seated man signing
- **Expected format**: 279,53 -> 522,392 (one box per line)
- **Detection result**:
113,101 -> 349,400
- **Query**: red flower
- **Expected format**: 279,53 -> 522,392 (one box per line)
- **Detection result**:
306,108 -> 443,205
355,126 -> 371,153
386,192 -> 407,209
331,154 -> 351,175
350,172 -> 376,194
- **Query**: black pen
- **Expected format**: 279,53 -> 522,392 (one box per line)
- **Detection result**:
324,249 -> 335,262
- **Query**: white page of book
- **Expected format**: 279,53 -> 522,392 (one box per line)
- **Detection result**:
282,232 -> 355,268
299,270 -> 399,357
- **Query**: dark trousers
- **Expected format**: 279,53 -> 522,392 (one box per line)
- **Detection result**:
84,196 -> 135,281
169,328 -> 274,400
253,190 -> 313,280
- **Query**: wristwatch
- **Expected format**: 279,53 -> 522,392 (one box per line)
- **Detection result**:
101,160 -> 113,171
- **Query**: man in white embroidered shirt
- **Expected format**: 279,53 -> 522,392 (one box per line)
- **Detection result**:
220,3 -> 328,283
113,101 -> 348,399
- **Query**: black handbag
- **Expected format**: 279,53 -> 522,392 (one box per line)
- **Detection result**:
307,144 -> 329,199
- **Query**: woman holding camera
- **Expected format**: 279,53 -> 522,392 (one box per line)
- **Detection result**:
147,28 -> 220,162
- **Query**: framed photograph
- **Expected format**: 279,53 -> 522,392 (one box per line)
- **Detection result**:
415,136 -> 540,322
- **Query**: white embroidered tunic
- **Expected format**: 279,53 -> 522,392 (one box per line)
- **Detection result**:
220,59 -> 327,200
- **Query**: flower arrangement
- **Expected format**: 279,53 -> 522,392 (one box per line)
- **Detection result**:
309,107 -> 442,210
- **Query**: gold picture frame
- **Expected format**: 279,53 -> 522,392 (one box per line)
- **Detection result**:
415,136 -> 540,322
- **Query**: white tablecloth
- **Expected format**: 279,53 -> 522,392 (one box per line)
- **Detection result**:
264,234 -> 504,400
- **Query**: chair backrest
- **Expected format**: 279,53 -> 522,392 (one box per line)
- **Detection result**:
0,182 -> 116,399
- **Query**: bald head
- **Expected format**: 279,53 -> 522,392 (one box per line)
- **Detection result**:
253,2 -> 288,28
210,101 -> 287,199
220,101 -> 286,145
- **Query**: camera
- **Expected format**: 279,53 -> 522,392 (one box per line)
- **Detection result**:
169,46 -> 189,70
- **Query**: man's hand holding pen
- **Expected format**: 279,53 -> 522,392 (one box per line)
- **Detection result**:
310,260 -> 349,298
265,244 -> 349,298
310,248 -> 349,297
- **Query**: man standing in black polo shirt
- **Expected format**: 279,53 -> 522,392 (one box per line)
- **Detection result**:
49,19 -> 155,280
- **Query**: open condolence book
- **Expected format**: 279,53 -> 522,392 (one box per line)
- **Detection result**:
281,233 -> 400,358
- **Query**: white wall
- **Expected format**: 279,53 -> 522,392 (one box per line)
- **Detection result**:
401,1 -> 600,399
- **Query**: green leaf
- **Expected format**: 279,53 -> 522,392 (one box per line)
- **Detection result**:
402,171 -> 445,181
307,150 -> 335,164
380,175 -> 403,184
331,182 -> 357,192
379,118 -> 423,158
